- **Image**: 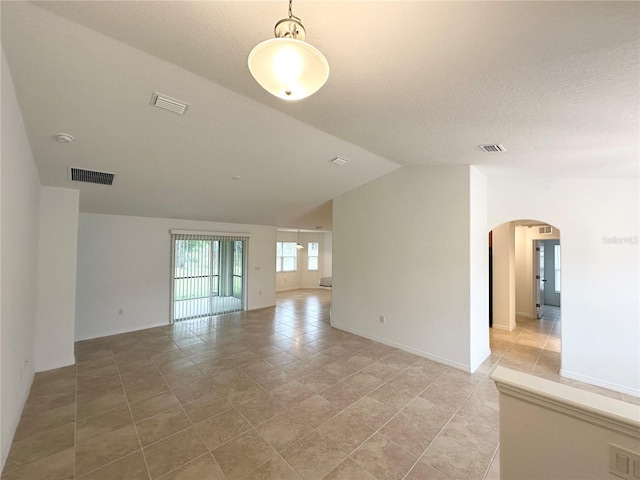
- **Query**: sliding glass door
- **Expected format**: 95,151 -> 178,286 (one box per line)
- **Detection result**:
171,232 -> 247,322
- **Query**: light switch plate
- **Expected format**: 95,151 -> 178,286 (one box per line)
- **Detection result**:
610,445 -> 640,480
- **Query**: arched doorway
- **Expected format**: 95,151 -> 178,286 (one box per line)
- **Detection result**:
489,220 -> 561,378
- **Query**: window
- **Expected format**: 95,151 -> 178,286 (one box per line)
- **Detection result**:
308,242 -> 319,271
554,244 -> 561,293
276,242 -> 297,272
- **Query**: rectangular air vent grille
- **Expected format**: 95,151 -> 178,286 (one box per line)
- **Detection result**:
150,92 -> 189,115
479,144 -> 506,152
539,226 -> 553,234
330,156 -> 349,166
68,167 -> 115,185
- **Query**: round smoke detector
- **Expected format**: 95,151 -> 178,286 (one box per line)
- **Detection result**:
56,133 -> 74,143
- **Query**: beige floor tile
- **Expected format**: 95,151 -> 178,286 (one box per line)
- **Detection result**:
316,411 -> 374,455
125,376 -> 171,403
13,402 -> 75,442
0,447 -> 74,480
156,453 -> 226,480
287,394 -> 339,428
297,368 -> 342,393
212,430 -> 277,480
23,389 -> 76,416
368,383 -> 416,411
235,391 -> 286,426
404,463 -> 450,479
75,425 -> 140,477
76,405 -> 133,444
195,409 -> 252,450
4,422 -> 75,471
243,456 -> 302,480
420,436 -> 489,480
280,431 -> 345,480
269,380 -> 316,406
143,427 -> 208,479
181,390 -> 235,423
351,433 -> 417,480
77,451 -> 150,480
320,382 -> 366,410
344,396 -> 397,430
256,412 -> 314,452
136,407 -> 192,447
76,389 -> 128,420
484,449 -> 500,480
380,412 -> 438,457
130,391 -> 180,423
323,458 -> 378,480
401,397 -> 453,432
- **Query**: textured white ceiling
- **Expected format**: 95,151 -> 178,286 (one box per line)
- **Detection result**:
2,1 -> 638,229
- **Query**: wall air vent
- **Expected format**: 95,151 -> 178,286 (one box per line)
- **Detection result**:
150,92 -> 189,115
479,144 -> 506,152
68,167 -> 115,185
539,226 -> 553,234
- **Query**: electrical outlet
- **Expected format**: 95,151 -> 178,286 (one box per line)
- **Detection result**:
379,315 -> 386,324
610,444 -> 640,479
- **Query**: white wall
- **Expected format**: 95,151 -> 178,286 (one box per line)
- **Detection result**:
323,232 -> 333,277
488,176 -> 640,395
75,213 -> 277,340
333,165 -> 489,372
1,51 -> 40,468
469,167 -> 489,370
492,222 -> 516,330
35,187 -> 79,372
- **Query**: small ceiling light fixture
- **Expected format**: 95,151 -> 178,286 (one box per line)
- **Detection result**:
296,230 -> 305,249
248,0 -> 329,101
56,133 -> 74,143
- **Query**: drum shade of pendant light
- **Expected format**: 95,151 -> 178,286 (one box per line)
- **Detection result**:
248,0 -> 329,101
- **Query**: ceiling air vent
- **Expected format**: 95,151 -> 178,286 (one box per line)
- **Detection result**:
150,92 -> 189,115
539,226 -> 553,234
68,167 -> 115,186
330,156 -> 349,166
479,144 -> 506,152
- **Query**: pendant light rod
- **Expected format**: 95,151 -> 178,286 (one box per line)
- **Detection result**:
288,0 -> 301,23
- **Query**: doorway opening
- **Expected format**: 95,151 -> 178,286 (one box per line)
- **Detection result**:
489,220 -> 561,375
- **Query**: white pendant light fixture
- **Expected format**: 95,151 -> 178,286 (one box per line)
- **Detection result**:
296,230 -> 304,249
248,0 -> 329,101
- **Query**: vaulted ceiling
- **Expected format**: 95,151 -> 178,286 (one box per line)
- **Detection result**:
2,1 -> 638,229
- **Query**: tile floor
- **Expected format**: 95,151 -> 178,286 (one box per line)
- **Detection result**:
2,290 -> 638,480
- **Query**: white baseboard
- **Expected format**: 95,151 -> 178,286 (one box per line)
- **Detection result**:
470,349 -> 492,373
35,356 -> 76,373
75,321 -> 170,342
492,323 -> 515,331
331,322 -> 474,373
516,311 -> 534,318
560,368 -> 640,398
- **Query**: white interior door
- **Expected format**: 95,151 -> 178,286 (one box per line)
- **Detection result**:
534,240 -> 545,319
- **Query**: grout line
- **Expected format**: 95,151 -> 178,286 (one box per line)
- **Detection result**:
114,352 -> 154,480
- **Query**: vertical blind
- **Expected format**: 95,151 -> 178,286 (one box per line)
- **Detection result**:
170,231 -> 248,322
